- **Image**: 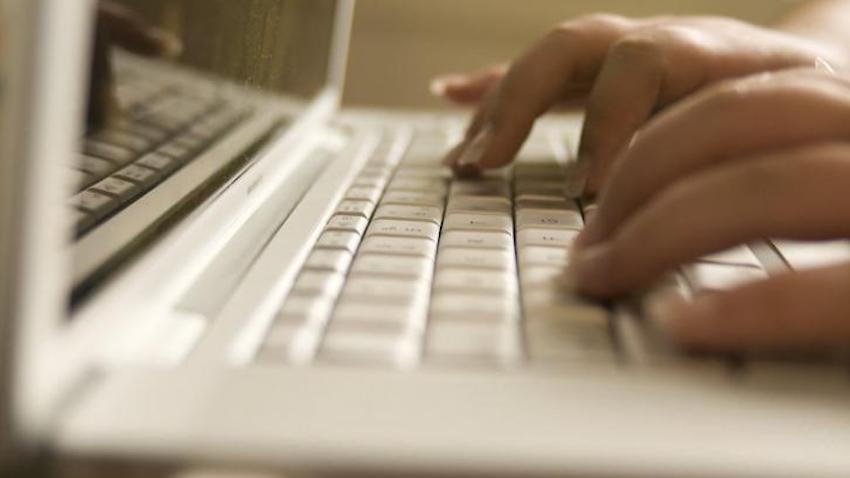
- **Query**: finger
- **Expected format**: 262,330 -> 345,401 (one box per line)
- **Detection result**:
430,65 -> 507,105
569,142 -> 850,297
573,37 -> 666,197
443,15 -> 633,171
579,69 -> 850,249
98,2 -> 182,57
648,263 -> 850,353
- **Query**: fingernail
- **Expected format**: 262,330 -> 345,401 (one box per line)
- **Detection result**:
565,153 -> 591,199
151,29 -> 183,58
564,242 -> 611,293
456,126 -> 492,168
441,141 -> 465,167
429,75 -> 462,97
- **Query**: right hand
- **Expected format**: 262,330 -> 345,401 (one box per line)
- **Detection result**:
434,14 -> 846,196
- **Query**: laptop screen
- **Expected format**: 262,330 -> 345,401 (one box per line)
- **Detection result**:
71,0 -> 343,299
110,0 -> 337,98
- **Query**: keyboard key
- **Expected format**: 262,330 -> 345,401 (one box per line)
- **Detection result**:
517,228 -> 579,248
436,248 -> 513,270
320,327 -> 411,366
519,246 -> 571,267
525,312 -> 615,362
290,271 -> 344,297
443,213 -> 512,234
71,190 -> 113,213
516,209 -> 583,230
374,204 -> 443,224
360,236 -> 436,258
366,219 -> 440,241
433,269 -> 517,295
277,295 -> 334,323
335,200 -> 375,218
351,175 -> 388,189
450,179 -> 511,198
427,321 -> 521,365
515,197 -> 577,211
93,129 -> 152,153
77,155 -> 115,177
683,263 -> 767,292
332,300 -> 420,331
302,249 -> 352,272
325,215 -> 368,235
514,179 -> 566,196
84,140 -> 135,164
315,231 -> 361,253
447,197 -> 511,215
350,254 -> 432,278
345,186 -> 382,203
157,142 -> 194,161
381,191 -> 444,207
519,265 -> 564,287
439,231 -> 512,249
114,164 -> 158,186
341,277 -> 428,304
430,292 -> 516,321
387,178 -> 448,195
700,246 -> 761,267
68,169 -> 93,191
90,177 -> 137,199
257,324 -> 302,362
137,152 -> 178,172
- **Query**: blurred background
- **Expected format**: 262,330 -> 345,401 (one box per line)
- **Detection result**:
344,0 -> 806,109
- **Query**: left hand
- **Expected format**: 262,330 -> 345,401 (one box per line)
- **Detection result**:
567,67 -> 850,353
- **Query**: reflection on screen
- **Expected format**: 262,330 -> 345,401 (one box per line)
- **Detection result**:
116,0 -> 337,96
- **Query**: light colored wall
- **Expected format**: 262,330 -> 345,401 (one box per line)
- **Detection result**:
343,0 -> 806,109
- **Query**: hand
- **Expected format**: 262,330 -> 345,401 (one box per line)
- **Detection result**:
435,14 -> 844,195
88,1 -> 181,128
567,68 -> 850,354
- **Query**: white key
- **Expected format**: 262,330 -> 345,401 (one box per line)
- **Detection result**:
523,284 -> 608,324
90,176 -> 137,198
290,271 -> 344,297
437,248 -> 513,270
374,204 -> 443,224
519,246 -> 571,267
514,179 -> 565,197
684,263 -> 767,292
325,214 -> 368,235
433,269 -> 516,294
71,190 -> 113,213
381,191 -> 444,207
277,295 -> 333,322
450,180 -> 510,198
315,231 -> 361,253
515,197 -> 577,211
387,178 -> 448,195
526,313 -> 615,362
443,213 -> 513,234
447,197 -> 511,215
701,246 -> 761,267
427,321 -> 521,364
257,324 -> 302,362
439,231 -> 512,249
302,249 -> 352,272
517,228 -> 579,248
367,219 -> 440,240
350,254 -> 432,278
516,209 -> 582,230
519,265 -> 564,287
394,166 -> 452,179
352,176 -> 387,189
333,300 -> 421,331
430,292 -> 516,321
114,164 -> 157,185
772,239 -> 850,270
320,328 -> 411,365
345,186 -> 382,203
360,236 -> 436,258
335,200 -> 375,218
342,277 -> 428,304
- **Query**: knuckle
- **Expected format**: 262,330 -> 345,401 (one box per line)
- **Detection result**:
552,13 -> 627,38
609,35 -> 664,64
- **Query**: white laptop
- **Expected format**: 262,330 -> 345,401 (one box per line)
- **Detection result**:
3,0 -> 850,476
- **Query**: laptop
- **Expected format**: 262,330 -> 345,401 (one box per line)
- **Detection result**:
3,0 -> 850,476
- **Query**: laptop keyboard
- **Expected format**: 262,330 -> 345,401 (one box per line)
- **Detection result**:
256,125 -> 772,369
70,75 -> 249,235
